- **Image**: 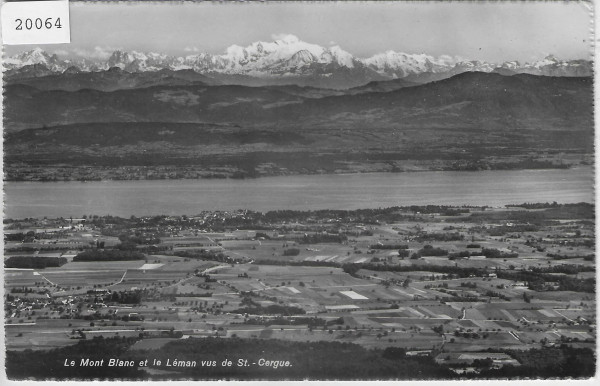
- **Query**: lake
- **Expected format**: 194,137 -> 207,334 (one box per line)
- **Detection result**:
4,167 -> 594,218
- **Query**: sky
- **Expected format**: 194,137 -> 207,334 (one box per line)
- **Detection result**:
4,1 -> 593,63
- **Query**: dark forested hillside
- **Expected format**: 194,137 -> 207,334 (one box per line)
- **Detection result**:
4,72 -> 593,180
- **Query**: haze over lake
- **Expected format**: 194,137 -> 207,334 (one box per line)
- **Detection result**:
4,168 -> 593,219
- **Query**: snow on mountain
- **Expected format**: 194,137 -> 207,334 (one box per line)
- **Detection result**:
189,34 -> 359,76
363,51 -> 453,78
449,60 -> 497,75
106,50 -> 181,72
4,36 -> 592,86
286,50 -> 318,68
3,48 -> 71,72
499,61 -> 521,70
325,46 -> 356,68
517,55 -> 593,77
221,34 -> 325,70
531,55 -> 561,68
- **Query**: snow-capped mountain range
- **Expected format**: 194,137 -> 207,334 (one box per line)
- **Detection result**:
3,35 -> 592,88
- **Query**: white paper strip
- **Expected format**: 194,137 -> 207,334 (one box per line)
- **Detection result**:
1,1 -> 70,45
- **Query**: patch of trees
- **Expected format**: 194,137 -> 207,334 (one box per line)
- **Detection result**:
114,232 -> 160,250
424,283 -> 448,289
524,203 -> 596,220
299,233 -> 347,244
454,330 -> 482,339
471,358 -> 494,369
105,290 -> 143,304
10,286 -> 39,294
416,232 -> 464,242
475,346 -> 595,379
6,244 -> 80,253
73,249 -> 145,261
136,244 -> 171,253
546,253 -> 594,261
417,245 -> 448,257
529,264 -> 595,275
261,207 -> 411,225
233,304 -> 306,316
370,244 -> 409,250
438,294 -> 481,302
481,248 -> 518,259
5,255 -> 67,269
397,249 -> 410,258
483,290 -> 511,301
510,202 -> 561,209
232,296 -> 305,316
5,232 -> 27,242
343,262 -> 486,279
448,251 -> 481,260
283,248 -> 300,256
5,246 -> 39,253
554,277 -> 595,293
175,292 -> 213,297
464,203 -> 594,224
496,269 -> 595,293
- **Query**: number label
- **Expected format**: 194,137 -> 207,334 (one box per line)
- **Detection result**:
14,17 -> 62,31
2,1 -> 70,45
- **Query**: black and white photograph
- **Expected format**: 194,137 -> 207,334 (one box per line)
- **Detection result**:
1,0 -> 596,381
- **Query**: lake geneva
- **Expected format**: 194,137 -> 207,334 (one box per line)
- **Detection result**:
4,167 -> 594,218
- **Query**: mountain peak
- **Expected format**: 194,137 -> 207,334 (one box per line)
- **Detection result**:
28,47 -> 47,56
287,50 -> 318,67
15,48 -> 50,61
327,45 -> 355,68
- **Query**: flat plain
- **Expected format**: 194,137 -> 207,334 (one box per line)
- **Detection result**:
4,204 -> 595,377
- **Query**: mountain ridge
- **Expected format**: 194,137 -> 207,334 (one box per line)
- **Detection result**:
4,71 -> 592,132
4,35 -> 592,89
4,70 -> 593,180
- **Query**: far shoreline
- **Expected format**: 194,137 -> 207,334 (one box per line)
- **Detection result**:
3,163 -> 583,184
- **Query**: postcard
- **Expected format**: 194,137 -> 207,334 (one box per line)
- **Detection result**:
2,0 -> 596,382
